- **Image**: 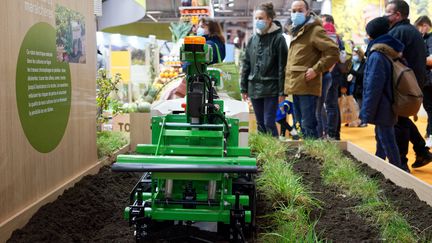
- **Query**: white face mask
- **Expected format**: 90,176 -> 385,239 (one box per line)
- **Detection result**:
197,27 -> 206,36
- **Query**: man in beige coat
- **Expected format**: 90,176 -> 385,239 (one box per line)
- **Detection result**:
286,0 -> 339,138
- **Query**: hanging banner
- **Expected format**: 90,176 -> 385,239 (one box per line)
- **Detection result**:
111,51 -> 131,84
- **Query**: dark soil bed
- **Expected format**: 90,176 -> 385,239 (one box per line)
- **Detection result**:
7,166 -> 264,243
8,166 -> 139,243
288,147 -> 432,242
343,151 -> 432,240
10,145 -> 431,243
290,151 -> 382,242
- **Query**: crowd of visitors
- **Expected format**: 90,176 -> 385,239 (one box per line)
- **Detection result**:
239,0 -> 432,172
194,0 -> 432,172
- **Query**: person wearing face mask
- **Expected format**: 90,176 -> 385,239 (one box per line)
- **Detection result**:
284,0 -> 339,139
415,15 -> 432,147
240,2 -> 288,137
321,15 -> 343,139
318,16 -> 339,138
197,18 -> 226,64
385,0 -> 432,170
348,47 -> 367,127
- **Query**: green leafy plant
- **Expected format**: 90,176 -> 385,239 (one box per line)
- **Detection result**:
96,131 -> 129,158
169,22 -> 193,43
96,69 -> 122,131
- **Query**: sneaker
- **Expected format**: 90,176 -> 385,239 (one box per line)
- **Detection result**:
290,129 -> 300,140
412,151 -> 432,168
279,136 -> 286,141
426,136 -> 432,148
358,123 -> 368,128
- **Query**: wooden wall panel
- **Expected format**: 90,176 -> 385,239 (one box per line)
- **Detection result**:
0,0 -> 98,241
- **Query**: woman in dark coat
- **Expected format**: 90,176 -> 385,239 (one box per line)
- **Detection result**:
240,2 -> 288,137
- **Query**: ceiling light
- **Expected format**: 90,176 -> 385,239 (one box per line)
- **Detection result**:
228,3 -> 234,7
215,9 -> 233,13
146,11 -> 162,14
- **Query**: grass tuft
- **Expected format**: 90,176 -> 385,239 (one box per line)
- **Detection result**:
97,131 -> 129,158
256,158 -> 317,208
302,140 -> 417,242
250,134 -> 322,242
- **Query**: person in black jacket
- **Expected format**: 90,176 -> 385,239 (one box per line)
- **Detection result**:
415,15 -> 432,147
241,2 -> 288,137
349,47 -> 367,127
385,0 -> 432,170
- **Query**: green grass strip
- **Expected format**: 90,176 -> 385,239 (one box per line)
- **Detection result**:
97,131 -> 129,158
302,140 -> 417,242
249,134 -> 322,242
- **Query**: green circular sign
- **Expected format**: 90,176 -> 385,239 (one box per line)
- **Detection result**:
16,22 -> 71,153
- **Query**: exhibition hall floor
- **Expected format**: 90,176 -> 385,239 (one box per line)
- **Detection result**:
341,117 -> 432,185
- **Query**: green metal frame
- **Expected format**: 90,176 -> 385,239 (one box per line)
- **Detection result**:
114,40 -> 256,230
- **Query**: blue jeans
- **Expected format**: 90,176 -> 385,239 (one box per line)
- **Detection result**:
293,95 -> 318,139
325,75 -> 340,139
316,72 -> 332,138
375,125 -> 402,169
251,97 -> 278,137
348,81 -> 355,95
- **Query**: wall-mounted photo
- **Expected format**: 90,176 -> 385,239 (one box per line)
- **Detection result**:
55,4 -> 86,64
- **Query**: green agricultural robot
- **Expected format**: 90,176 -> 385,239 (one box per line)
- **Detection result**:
112,36 -> 257,242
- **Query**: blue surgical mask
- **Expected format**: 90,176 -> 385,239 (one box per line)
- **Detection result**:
353,56 -> 360,62
197,27 -> 206,36
364,38 -> 370,45
291,12 -> 306,27
256,20 -> 267,31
